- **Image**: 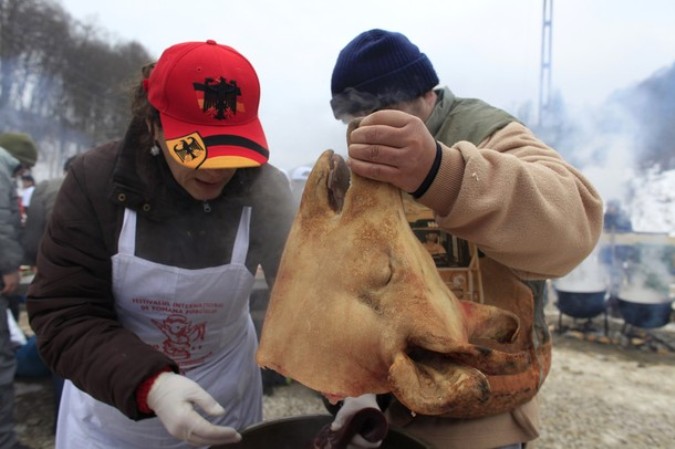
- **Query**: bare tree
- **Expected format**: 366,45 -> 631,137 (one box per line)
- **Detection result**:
0,0 -> 153,176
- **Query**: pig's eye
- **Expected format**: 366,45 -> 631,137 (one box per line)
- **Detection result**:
372,258 -> 393,288
383,260 -> 394,285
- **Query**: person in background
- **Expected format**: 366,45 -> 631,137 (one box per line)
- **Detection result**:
327,29 -> 603,449
19,175 -> 35,222
0,131 -> 38,449
421,231 -> 448,266
20,155 -> 77,434
21,156 -> 76,268
26,39 -> 294,449
602,199 -> 632,233
289,165 -> 312,208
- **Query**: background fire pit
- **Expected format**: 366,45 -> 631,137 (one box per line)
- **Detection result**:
615,287 -> 674,351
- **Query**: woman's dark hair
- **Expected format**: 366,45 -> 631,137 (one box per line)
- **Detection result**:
130,62 -> 161,149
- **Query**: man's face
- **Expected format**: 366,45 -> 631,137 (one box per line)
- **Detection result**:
338,95 -> 430,124
13,165 -> 30,178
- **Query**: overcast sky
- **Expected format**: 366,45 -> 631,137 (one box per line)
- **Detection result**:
57,0 -> 675,173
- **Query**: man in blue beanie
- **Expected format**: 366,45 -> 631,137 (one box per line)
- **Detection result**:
326,29 -> 603,449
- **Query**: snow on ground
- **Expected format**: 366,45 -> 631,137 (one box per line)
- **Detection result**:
629,168 -> 675,235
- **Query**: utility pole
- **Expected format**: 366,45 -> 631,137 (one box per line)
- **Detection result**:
539,0 -> 553,126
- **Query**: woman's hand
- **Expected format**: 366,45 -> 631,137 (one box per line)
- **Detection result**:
147,372 -> 241,446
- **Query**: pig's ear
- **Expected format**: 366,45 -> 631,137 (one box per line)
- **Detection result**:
296,150 -> 342,221
326,151 -> 351,214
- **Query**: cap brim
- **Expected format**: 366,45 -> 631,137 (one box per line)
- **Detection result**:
161,113 -> 269,169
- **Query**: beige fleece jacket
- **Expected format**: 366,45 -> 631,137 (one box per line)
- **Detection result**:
420,121 -> 603,280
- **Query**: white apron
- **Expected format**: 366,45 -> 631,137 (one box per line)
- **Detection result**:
56,207 -> 262,449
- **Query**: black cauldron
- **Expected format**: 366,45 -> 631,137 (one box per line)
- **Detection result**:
215,414 -> 430,449
617,298 -> 673,329
555,289 -> 607,318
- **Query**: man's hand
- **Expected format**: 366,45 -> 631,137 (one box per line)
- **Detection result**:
1,270 -> 20,295
147,372 -> 241,446
330,394 -> 384,449
347,110 -> 437,193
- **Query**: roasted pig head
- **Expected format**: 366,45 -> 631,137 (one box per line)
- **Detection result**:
256,149 -> 530,416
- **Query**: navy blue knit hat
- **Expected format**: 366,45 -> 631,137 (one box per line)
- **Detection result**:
330,29 -> 439,119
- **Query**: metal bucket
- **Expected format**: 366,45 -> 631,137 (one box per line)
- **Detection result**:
215,414 -> 430,449
617,298 -> 673,329
555,289 -> 607,319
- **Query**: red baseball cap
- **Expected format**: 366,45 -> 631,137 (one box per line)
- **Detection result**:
146,39 -> 269,169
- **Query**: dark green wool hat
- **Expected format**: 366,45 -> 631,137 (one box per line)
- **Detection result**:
0,132 -> 38,167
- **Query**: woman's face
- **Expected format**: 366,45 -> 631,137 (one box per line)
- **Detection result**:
154,127 -> 236,201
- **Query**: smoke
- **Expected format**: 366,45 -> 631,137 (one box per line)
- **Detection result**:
544,63 -> 675,236
617,242 -> 674,303
553,236 -> 674,305
556,101 -> 639,208
553,247 -> 608,292
329,87 -> 421,123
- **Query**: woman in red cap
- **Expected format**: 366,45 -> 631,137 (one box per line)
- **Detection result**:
26,40 -> 295,448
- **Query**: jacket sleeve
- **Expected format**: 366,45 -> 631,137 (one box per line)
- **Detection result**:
26,152 -> 177,420
0,167 -> 23,274
419,122 -> 603,279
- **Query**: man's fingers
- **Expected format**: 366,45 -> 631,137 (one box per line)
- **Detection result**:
349,143 -> 394,165
348,141 -> 409,169
347,157 -> 401,183
350,124 -> 405,150
359,109 -> 414,128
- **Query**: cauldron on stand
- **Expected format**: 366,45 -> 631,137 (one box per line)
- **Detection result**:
554,289 -> 609,335
213,414 -> 430,449
617,293 -> 675,351
617,297 -> 673,329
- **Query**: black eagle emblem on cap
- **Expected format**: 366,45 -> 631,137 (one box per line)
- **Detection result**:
173,136 -> 204,162
193,77 -> 241,120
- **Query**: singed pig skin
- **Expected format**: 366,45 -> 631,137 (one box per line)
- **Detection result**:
256,149 -> 530,416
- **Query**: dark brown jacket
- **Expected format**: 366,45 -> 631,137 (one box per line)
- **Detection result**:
26,122 -> 295,420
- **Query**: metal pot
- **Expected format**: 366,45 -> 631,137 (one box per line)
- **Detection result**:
617,298 -> 673,329
555,289 -> 607,319
214,414 -> 430,449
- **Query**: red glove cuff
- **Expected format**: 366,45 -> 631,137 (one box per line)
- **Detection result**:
136,366 -> 172,414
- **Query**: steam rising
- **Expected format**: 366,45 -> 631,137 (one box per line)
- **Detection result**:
554,249 -> 607,293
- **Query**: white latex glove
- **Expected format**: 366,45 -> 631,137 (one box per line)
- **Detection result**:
146,372 -> 241,446
330,393 -> 383,449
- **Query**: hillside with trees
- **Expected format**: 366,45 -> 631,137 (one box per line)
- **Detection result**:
609,61 -> 675,171
0,0 -> 153,176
